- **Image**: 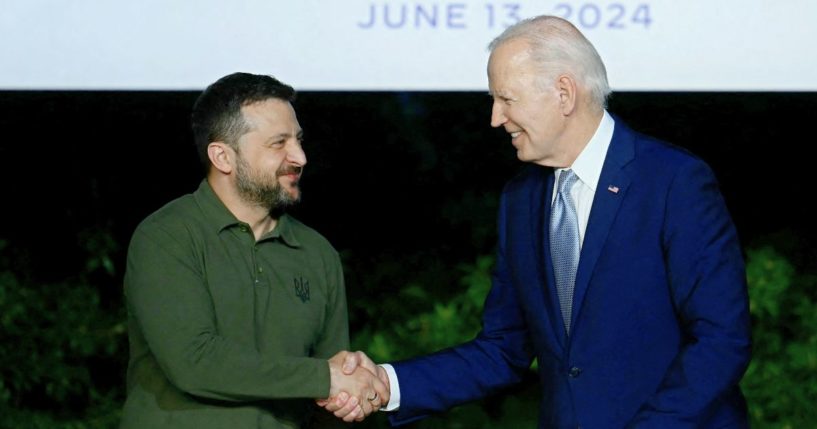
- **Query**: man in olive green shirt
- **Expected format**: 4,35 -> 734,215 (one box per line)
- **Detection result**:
121,73 -> 387,428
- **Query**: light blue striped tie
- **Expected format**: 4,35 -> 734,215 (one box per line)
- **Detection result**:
550,169 -> 580,335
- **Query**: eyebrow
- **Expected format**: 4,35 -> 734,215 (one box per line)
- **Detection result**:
267,129 -> 304,142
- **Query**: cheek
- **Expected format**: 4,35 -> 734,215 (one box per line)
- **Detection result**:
262,155 -> 286,172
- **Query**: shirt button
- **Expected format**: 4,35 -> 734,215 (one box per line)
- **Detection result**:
239,226 -> 248,232
568,367 -> 582,378
257,267 -> 263,273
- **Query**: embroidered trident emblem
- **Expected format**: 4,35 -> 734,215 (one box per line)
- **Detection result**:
294,277 -> 310,303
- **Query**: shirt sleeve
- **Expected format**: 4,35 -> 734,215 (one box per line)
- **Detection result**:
125,223 -> 332,402
295,246 -> 352,429
311,248 -> 351,359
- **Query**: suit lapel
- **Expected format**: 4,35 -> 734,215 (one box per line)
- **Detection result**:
569,122 -> 635,334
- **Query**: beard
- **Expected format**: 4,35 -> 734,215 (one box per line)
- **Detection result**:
235,154 -> 301,212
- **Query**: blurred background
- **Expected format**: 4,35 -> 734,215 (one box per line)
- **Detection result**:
0,89 -> 815,428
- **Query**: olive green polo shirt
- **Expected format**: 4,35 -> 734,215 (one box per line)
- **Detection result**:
121,180 -> 349,429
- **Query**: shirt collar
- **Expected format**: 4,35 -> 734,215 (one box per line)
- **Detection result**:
261,213 -> 301,248
563,110 -> 615,191
193,179 -> 301,248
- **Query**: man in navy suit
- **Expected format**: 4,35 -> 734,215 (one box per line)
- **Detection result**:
325,15 -> 751,428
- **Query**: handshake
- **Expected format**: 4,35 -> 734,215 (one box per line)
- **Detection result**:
319,351 -> 389,422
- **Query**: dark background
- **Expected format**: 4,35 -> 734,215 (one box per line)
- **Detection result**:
1,91 -> 814,275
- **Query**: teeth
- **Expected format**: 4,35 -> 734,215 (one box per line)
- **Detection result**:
510,132 -> 521,138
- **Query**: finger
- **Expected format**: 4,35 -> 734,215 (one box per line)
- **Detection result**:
315,398 -> 328,407
355,405 -> 367,422
342,404 -> 362,423
371,373 -> 390,406
355,351 -> 378,374
342,352 -> 359,375
359,395 -> 374,416
370,392 -> 383,410
322,391 -> 348,412
376,391 -> 388,408
334,395 -> 359,420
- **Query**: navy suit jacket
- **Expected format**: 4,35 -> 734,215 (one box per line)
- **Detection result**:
389,119 -> 751,428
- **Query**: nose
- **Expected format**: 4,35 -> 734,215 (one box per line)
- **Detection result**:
286,140 -> 307,166
490,100 -> 507,128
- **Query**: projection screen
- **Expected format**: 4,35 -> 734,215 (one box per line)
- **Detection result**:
2,0 -> 816,91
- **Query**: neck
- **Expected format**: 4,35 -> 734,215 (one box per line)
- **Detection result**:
560,106 -> 605,168
208,175 -> 278,240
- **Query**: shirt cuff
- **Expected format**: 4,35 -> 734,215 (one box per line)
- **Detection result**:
380,364 -> 401,411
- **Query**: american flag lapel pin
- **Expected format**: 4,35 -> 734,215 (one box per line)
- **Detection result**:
607,185 -> 620,194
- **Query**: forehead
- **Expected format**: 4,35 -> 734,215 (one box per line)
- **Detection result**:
488,39 -> 538,92
241,98 -> 300,130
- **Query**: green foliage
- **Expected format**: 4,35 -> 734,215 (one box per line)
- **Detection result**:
0,233 -> 127,428
352,255 -> 492,364
351,255 -> 538,429
741,245 -> 817,428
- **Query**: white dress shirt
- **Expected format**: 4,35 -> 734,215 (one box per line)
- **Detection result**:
553,110 -> 615,247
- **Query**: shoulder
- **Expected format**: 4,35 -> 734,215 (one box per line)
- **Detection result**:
138,193 -> 199,230
130,193 -> 204,249
616,119 -> 715,181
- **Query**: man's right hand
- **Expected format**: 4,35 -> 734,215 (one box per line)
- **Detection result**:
321,351 -> 390,422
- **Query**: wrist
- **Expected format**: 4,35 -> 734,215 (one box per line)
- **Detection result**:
376,365 -> 390,391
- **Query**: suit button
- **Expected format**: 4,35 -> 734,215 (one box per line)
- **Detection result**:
568,367 -> 582,378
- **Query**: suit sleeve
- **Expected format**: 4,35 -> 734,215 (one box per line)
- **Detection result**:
628,159 -> 751,427
388,191 -> 536,426
125,224 -> 332,402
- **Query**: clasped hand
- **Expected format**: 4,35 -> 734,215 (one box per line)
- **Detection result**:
318,351 -> 389,422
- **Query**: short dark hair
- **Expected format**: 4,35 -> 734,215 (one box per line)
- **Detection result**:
191,72 -> 296,170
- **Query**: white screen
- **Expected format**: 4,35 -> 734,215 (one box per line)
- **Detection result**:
2,0 -> 816,91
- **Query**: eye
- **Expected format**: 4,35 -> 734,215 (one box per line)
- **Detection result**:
492,94 -> 513,106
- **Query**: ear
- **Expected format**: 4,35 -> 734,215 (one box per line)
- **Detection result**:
207,142 -> 234,175
556,74 -> 577,115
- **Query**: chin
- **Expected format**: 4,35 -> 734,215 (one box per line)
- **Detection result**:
287,189 -> 302,202
515,148 -> 534,162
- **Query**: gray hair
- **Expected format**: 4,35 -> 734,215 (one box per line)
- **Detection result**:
489,16 -> 611,109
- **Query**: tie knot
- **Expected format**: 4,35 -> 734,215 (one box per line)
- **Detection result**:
557,169 -> 578,194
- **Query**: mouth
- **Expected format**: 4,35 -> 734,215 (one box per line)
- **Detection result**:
508,131 -> 523,147
277,166 -> 303,182
280,174 -> 300,185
